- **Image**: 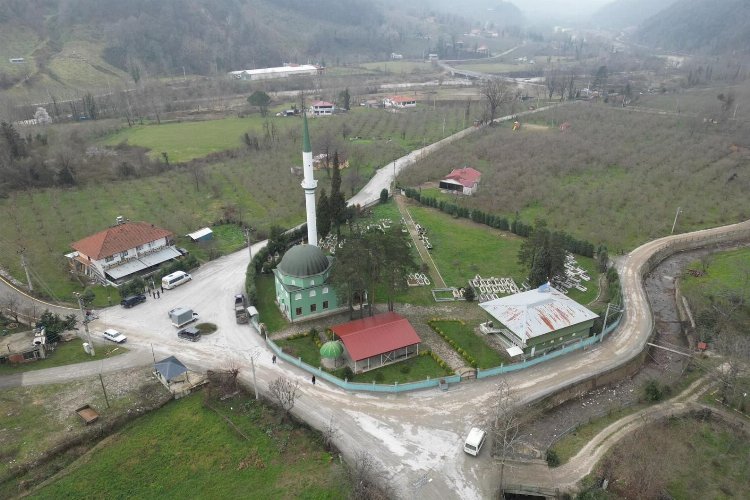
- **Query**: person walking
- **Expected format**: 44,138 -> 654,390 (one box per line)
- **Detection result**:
160,284 -> 164,293
311,375 -> 316,385
272,354 -> 277,364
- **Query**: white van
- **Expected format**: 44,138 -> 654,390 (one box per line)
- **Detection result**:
464,428 -> 487,456
162,271 -> 192,290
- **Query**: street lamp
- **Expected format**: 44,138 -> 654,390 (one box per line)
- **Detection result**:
671,207 -> 683,234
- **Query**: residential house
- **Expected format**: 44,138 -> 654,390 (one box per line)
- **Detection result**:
310,101 -> 335,116
383,95 -> 417,108
67,219 -> 180,285
438,167 -> 482,195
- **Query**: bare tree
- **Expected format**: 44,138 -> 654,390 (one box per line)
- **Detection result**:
481,78 -> 515,125
493,380 -> 522,497
322,414 -> 342,451
1,293 -> 19,322
346,450 -> 392,500
269,376 -> 300,417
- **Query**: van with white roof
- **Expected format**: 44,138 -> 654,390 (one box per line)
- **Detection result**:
463,427 -> 486,456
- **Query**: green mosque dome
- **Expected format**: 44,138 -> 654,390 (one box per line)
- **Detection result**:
320,340 -> 343,359
277,244 -> 330,277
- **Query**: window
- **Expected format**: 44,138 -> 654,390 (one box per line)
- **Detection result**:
323,300 -> 329,310
120,251 -> 128,258
310,304 -> 317,313
309,279 -> 315,286
295,293 -> 302,300
295,307 -> 302,316
322,287 -> 329,294
105,256 -> 115,263
291,279 -> 297,286
309,290 -> 316,297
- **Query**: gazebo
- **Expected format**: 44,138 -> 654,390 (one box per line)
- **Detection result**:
330,312 -> 421,373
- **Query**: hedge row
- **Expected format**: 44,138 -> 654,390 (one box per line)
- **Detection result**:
403,187 -> 595,257
428,319 -> 479,369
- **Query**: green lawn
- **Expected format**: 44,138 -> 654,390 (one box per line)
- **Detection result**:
359,61 -> 436,74
429,319 -> 506,369
101,116 -> 275,163
31,392 -> 348,499
348,354 -> 451,384
0,339 -> 126,375
681,247 -> 750,296
254,275 -> 288,333
276,335 -> 321,368
406,204 -> 527,287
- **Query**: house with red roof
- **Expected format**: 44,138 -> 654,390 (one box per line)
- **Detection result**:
383,95 -> 417,108
438,166 -> 482,195
66,219 -> 180,284
310,100 -> 335,116
330,312 -> 421,373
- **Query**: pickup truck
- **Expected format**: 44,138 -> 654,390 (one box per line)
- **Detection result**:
234,294 -> 248,324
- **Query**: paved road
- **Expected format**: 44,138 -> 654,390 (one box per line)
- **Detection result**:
3,118 -> 750,497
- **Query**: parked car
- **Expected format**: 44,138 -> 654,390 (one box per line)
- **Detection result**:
463,428 -> 486,456
120,294 -> 146,308
103,328 -> 127,343
177,326 -> 201,342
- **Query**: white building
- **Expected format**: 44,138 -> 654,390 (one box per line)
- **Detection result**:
310,101 -> 335,116
67,220 -> 181,284
228,64 -> 322,81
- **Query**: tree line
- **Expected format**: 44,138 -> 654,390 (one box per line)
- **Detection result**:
402,187 -> 595,259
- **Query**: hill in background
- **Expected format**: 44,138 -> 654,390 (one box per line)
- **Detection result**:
635,0 -> 750,54
591,0 -> 677,29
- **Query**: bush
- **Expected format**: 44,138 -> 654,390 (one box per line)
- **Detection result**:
546,449 -> 560,467
380,188 -> 389,204
399,365 -> 411,374
643,379 -> 663,402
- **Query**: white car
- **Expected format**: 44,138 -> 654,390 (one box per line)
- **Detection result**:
103,328 -> 127,343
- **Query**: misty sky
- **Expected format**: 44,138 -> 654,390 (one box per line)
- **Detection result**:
514,0 -> 613,20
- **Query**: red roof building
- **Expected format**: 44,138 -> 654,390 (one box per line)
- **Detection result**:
310,101 -> 335,116
439,167 -> 482,195
383,95 -> 417,108
331,312 -> 421,373
67,220 -> 179,284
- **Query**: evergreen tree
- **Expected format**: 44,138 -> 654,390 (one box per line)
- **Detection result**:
518,219 -> 566,287
317,188 -> 331,239
328,152 -> 347,236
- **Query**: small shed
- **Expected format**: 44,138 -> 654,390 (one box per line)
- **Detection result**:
154,355 -> 189,387
187,227 -> 213,242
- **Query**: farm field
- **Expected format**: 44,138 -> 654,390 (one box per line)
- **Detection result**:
398,103 -> 750,250
30,392 -> 348,499
359,61 -> 437,74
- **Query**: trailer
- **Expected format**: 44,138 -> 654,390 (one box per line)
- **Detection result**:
169,307 -> 199,328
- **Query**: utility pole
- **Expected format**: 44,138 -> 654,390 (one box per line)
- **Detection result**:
599,303 -> 611,343
251,355 -> 258,400
19,249 -> 33,292
74,292 -> 95,356
99,373 -> 111,408
245,227 -> 253,260
671,207 -> 682,234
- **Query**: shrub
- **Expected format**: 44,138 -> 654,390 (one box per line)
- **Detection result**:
374,372 -> 385,382
546,449 -> 560,467
400,365 -> 411,374
643,379 -> 663,402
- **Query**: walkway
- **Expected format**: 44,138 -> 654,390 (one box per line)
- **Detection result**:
394,194 -> 447,288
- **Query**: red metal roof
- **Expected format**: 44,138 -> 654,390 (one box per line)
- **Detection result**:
311,101 -> 334,107
388,95 -> 416,103
444,167 -> 482,188
71,222 -> 173,260
331,312 -> 421,361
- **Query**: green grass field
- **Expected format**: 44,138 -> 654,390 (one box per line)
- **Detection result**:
681,247 -> 750,296
102,116 -> 276,163
0,339 -> 126,375
348,354 -> 451,384
31,392 -> 348,499
406,203 -> 527,287
429,319 -> 506,368
276,335 -> 322,367
359,61 -> 436,74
